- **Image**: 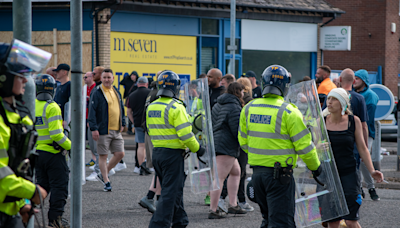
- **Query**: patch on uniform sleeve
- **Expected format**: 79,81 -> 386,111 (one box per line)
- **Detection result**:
35,117 -> 44,125
250,114 -> 271,124
148,111 -> 162,118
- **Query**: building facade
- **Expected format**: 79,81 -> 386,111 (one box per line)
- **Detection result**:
323,0 -> 399,96
0,0 -> 343,92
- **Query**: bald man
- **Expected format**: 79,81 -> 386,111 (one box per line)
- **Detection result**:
207,68 -> 225,109
341,68 -> 379,201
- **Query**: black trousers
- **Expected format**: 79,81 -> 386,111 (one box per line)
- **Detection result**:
252,168 -> 296,228
149,148 -> 188,228
0,212 -> 24,228
35,150 -> 69,222
221,149 -> 248,202
135,143 -> 140,168
128,118 -> 133,131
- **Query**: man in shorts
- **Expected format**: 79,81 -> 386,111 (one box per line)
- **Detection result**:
88,69 -> 126,191
128,77 -> 151,175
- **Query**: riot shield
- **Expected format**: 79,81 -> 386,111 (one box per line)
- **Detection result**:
285,80 -> 348,227
183,78 -> 219,194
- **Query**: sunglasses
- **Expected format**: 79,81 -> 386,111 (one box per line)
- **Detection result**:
83,76 -> 91,79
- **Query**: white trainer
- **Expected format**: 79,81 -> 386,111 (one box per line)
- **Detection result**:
86,172 -> 98,181
238,202 -> 254,212
149,168 -> 155,172
114,162 -> 127,172
109,168 -> 116,176
134,167 -> 141,174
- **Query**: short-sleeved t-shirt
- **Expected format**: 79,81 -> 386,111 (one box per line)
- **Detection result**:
128,87 -> 151,127
318,78 -> 337,95
54,81 -> 71,120
86,83 -> 96,119
252,86 -> 262,98
322,90 -> 368,123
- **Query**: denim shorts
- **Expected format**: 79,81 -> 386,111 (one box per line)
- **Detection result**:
135,127 -> 145,143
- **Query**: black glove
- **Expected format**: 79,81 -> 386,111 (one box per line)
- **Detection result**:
312,165 -> 322,178
196,146 -> 206,158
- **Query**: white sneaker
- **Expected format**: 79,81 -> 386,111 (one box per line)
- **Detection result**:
134,167 -> 141,174
86,172 -> 98,181
109,168 -> 116,176
238,201 -> 254,212
149,168 -> 155,172
114,162 -> 127,172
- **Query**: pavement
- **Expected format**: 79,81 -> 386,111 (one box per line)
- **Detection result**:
34,135 -> 400,228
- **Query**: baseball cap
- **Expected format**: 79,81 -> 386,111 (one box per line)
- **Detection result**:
137,77 -> 148,84
53,63 -> 70,72
245,70 -> 256,78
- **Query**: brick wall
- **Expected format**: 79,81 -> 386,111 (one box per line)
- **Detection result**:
93,8 -> 111,68
324,0 -> 399,95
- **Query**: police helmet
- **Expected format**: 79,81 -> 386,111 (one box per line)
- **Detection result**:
261,65 -> 291,97
156,71 -> 181,98
0,39 -> 51,97
36,74 -> 56,101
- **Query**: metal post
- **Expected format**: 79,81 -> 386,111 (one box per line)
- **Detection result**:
13,2 -> 35,227
228,0 -> 236,75
70,0 -> 83,227
13,0 -> 34,119
372,121 -> 381,170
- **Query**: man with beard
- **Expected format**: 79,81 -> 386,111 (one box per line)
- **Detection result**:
316,65 -> 336,96
315,65 -> 336,106
207,68 -> 225,110
354,69 -> 380,201
92,66 -> 105,86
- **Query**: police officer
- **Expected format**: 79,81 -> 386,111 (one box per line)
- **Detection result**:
0,40 -> 48,227
34,74 -> 71,228
147,71 -> 205,228
238,65 -> 322,227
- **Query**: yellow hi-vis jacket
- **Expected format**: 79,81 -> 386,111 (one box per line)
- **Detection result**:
238,94 -> 320,170
35,99 -> 71,153
146,97 -> 200,152
0,98 -> 36,216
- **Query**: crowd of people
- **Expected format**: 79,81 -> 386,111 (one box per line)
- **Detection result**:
0,39 -> 385,228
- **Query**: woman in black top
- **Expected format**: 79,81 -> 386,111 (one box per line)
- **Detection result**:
209,82 -> 247,218
323,88 -> 383,228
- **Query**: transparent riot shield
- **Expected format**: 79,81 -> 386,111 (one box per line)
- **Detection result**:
80,85 -> 87,185
285,80 -> 348,227
183,78 -> 219,194
64,99 -> 71,136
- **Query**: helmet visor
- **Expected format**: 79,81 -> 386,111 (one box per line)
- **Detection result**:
6,39 -> 52,76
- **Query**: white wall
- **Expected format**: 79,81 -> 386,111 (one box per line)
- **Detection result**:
241,19 -> 318,52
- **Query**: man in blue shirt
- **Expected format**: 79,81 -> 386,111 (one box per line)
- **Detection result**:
354,69 -> 380,201
53,64 -> 71,129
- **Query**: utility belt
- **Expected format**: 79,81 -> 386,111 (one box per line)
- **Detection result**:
47,141 -> 68,156
253,157 -> 294,185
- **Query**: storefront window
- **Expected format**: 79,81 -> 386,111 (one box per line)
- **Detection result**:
242,50 -> 311,83
201,47 -> 217,74
201,19 -> 219,35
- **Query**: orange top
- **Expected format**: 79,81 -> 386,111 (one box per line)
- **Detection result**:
317,78 -> 337,95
